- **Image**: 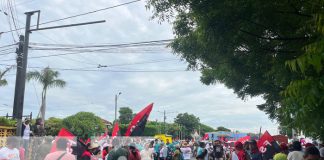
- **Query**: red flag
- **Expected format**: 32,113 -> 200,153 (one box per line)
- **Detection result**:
257,131 -> 280,159
50,128 -> 75,153
125,103 -> 153,136
237,136 -> 250,144
202,133 -> 209,140
112,122 -> 120,138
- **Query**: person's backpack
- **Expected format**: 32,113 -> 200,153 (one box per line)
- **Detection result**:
166,147 -> 173,160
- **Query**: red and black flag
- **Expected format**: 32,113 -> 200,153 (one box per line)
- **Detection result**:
125,103 -> 153,136
257,131 -> 280,160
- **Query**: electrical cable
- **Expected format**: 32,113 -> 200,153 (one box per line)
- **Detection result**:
28,66 -> 188,73
0,0 -> 141,34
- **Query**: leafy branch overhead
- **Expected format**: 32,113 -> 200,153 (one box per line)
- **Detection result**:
147,0 -> 324,140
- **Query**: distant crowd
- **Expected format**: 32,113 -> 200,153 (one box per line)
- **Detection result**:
0,136 -> 324,160
0,118 -> 323,160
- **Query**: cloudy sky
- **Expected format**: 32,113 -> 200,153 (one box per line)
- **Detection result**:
0,0 -> 278,134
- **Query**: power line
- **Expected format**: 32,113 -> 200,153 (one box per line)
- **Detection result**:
0,39 -> 173,62
0,0 -> 141,34
0,51 -> 14,56
0,47 -> 15,52
29,39 -> 172,49
27,66 -> 188,73
0,43 -> 17,48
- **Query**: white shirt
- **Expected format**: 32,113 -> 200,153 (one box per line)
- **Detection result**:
0,147 -> 20,160
180,147 -> 192,160
23,124 -> 30,140
288,151 -> 304,160
231,152 -> 239,160
141,148 -> 153,160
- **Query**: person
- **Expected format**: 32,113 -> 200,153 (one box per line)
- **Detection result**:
21,118 -> 32,155
34,118 -> 45,136
106,138 -> 129,160
211,140 -> 224,160
320,143 -> 324,160
140,143 -> 153,160
165,139 -> 170,146
153,139 -> 160,160
36,136 -> 53,160
81,142 -> 100,160
248,140 -> 261,160
304,146 -> 320,160
172,145 -> 182,160
102,143 -> 110,160
129,143 -> 141,160
279,142 -> 289,155
287,141 -> 304,160
196,142 -> 208,160
231,141 -> 248,160
0,136 -> 20,160
44,138 -> 76,160
180,142 -> 192,160
243,141 -> 250,155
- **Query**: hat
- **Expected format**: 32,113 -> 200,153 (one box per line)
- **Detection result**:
24,118 -> 30,122
88,142 -> 99,149
129,143 -> 136,147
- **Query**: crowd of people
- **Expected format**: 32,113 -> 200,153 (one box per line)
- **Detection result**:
1,135 -> 324,160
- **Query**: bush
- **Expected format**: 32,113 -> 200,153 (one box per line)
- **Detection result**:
0,117 -> 16,127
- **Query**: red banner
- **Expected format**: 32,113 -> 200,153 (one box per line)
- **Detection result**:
237,136 -> 250,144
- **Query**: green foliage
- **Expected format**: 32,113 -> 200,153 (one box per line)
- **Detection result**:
282,13 -> 324,140
200,123 -> 216,135
147,0 -> 324,140
216,126 -> 231,132
62,112 -> 105,136
174,113 -> 200,137
45,117 -> 64,136
0,67 -> 12,87
0,117 -> 16,126
118,107 -> 133,125
27,67 -> 66,121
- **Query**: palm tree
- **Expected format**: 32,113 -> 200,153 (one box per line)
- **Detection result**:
27,67 -> 66,122
0,66 -> 13,87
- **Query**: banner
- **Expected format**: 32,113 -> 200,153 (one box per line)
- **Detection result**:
237,136 -> 250,144
257,131 -> 280,160
125,103 -> 154,136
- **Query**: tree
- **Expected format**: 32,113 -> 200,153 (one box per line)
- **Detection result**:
147,0 -> 323,140
174,113 -> 200,137
0,66 -> 12,87
216,126 -> 231,132
200,123 -> 216,135
45,117 -> 63,136
62,112 -> 105,136
118,107 -> 133,124
27,67 -> 66,122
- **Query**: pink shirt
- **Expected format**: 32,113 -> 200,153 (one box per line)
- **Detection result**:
44,151 -> 76,160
